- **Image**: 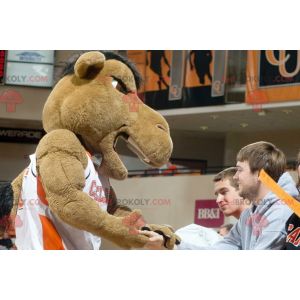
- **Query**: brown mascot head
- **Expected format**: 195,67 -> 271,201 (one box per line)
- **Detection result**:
43,51 -> 173,180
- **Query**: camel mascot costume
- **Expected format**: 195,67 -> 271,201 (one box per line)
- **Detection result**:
0,51 -> 181,250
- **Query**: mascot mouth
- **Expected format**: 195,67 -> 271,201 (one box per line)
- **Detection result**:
114,132 -> 151,164
126,137 -> 151,163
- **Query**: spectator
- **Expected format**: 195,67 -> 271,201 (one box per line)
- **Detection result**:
213,167 -> 250,220
149,167 -> 249,248
219,224 -> 234,237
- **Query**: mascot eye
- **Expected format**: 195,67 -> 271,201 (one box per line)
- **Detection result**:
112,80 -> 118,89
112,78 -> 127,94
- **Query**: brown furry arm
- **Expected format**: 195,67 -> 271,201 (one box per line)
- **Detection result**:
11,168 -> 27,216
36,130 -> 148,249
107,186 -> 132,217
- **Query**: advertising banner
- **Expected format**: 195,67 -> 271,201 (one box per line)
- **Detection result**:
246,50 -> 300,106
185,50 -> 225,107
194,199 -> 224,228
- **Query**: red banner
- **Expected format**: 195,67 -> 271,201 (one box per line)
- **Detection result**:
0,50 -> 6,85
194,199 -> 224,228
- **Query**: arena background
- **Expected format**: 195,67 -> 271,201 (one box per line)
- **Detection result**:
1,50 -> 300,249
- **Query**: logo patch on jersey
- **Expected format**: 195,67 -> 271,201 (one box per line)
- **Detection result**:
18,192 -> 24,210
286,227 -> 300,247
89,180 -> 107,205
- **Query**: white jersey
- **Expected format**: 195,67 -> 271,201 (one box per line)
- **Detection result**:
15,152 -> 109,250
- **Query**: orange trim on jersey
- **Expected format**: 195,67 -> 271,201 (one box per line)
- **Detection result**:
86,151 -> 92,161
25,169 -> 29,176
36,175 -> 49,207
39,215 -> 65,250
18,192 -> 23,209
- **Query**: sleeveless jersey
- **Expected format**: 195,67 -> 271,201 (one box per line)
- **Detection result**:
15,152 -> 109,250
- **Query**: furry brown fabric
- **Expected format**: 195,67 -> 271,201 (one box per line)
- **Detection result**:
107,186 -> 132,217
11,169 -> 26,216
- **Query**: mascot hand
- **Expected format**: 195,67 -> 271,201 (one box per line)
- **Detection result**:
101,209 -> 149,250
141,224 -> 181,250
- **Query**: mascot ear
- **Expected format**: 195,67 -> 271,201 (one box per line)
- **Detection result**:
74,51 -> 105,78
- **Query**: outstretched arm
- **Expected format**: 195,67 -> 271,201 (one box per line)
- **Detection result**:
36,129 -> 148,250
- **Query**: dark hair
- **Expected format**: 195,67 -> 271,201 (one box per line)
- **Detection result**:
236,141 -> 286,183
55,50 -> 143,90
220,223 -> 234,233
213,167 -> 239,190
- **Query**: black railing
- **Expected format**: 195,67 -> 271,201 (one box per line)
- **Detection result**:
0,161 -> 298,182
127,162 -> 298,178
127,167 -> 230,178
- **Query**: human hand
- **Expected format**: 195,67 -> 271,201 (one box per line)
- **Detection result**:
138,230 -> 166,250
138,230 -> 178,250
141,224 -> 181,249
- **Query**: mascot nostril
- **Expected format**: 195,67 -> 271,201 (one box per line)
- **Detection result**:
157,124 -> 168,133
2,50 -> 180,250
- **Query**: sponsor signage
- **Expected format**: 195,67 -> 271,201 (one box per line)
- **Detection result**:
0,128 -> 46,144
194,199 -> 224,228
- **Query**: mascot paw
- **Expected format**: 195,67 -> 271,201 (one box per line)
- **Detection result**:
106,209 -> 149,250
121,209 -> 149,249
142,224 -> 181,250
